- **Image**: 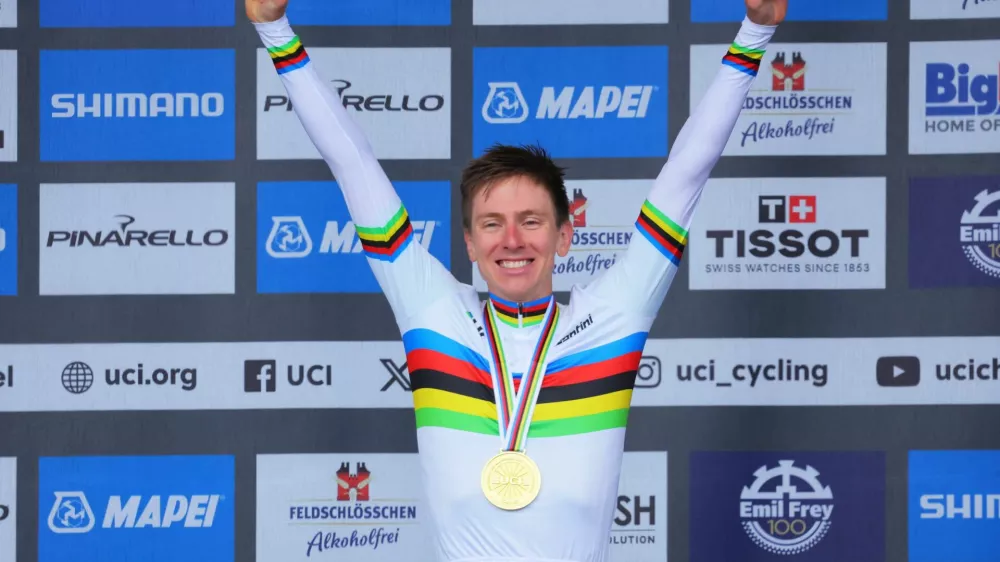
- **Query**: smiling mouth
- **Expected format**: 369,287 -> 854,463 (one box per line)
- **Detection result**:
497,259 -> 533,269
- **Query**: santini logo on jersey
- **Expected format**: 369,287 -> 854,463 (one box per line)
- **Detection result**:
482,82 -> 655,124
50,93 -> 226,118
266,216 -> 436,258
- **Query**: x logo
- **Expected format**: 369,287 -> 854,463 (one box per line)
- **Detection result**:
380,359 -> 411,392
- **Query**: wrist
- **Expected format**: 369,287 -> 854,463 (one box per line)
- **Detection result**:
735,15 -> 776,50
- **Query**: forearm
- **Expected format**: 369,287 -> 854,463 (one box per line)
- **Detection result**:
254,15 -> 401,224
646,16 -> 776,230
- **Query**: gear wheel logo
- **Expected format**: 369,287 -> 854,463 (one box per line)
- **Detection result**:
959,188 -> 1000,279
739,460 -> 834,555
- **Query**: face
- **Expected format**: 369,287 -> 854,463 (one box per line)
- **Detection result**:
464,175 -> 573,303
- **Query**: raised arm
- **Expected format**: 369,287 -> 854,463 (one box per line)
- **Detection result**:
249,0 -> 459,325
584,4 -> 782,318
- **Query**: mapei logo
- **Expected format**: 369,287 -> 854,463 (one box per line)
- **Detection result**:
739,460 -> 834,555
265,216 -> 436,258
925,62 -> 1000,117
482,82 -> 655,124
47,491 -> 222,533
336,462 -> 371,501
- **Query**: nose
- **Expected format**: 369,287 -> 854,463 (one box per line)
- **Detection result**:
502,223 -> 524,249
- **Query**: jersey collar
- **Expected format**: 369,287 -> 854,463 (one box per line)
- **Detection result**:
487,293 -> 553,329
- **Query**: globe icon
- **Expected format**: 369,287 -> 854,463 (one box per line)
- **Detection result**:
62,362 -> 94,394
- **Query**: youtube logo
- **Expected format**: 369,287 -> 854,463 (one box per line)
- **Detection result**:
876,356 -> 920,387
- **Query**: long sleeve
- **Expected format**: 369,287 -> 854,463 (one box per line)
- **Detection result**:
584,17 -> 777,318
254,16 -> 459,325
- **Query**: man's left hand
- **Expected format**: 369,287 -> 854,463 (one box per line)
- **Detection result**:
745,0 -> 787,25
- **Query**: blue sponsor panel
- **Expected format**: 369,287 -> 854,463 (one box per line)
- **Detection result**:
909,176 -> 1000,288
689,451 -> 885,562
909,450 -> 1000,562
40,49 -> 235,162
691,0 -> 887,21
38,455 -> 235,562
257,181 -> 451,293
286,0 -> 450,25
40,0 -> 233,28
473,46 -> 668,158
0,185 -> 15,296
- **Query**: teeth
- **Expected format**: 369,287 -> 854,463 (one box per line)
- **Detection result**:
499,260 -> 530,269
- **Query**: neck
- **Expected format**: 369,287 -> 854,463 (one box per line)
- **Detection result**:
487,291 -> 554,329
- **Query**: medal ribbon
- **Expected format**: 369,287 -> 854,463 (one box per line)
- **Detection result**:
482,297 -> 560,452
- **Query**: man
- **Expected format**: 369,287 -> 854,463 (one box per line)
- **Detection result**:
247,0 -> 785,560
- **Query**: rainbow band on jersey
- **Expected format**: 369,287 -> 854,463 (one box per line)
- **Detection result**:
722,41 -> 765,77
356,204 -> 414,262
635,199 -> 687,267
267,35 -> 310,75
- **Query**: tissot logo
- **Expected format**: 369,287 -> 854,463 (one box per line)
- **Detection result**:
243,359 -> 333,392
380,358 -> 411,391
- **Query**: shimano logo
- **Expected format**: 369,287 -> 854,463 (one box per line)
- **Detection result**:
266,216 -> 435,258
920,493 -> 1000,519
51,92 -> 225,118
557,314 -> 593,346
482,82 -> 654,124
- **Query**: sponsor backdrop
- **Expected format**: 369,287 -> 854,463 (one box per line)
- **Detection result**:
0,1 -> 998,562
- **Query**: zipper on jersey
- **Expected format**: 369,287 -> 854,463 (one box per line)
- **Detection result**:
518,302 -> 524,328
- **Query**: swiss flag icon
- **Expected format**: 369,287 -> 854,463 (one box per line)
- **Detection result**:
787,195 -> 816,223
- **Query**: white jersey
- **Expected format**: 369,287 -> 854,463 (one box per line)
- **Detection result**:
255,15 -> 774,562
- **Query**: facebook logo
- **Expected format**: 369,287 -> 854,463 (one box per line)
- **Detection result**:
474,46 -> 668,158
692,0 -> 887,21
244,360 -> 277,393
40,49 -> 235,162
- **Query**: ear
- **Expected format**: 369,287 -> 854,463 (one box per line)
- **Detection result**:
464,228 -> 477,262
555,220 -> 573,257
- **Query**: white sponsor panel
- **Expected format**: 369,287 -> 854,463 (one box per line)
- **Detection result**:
0,1 -> 16,27
0,457 -> 14,562
257,48 -> 450,160
39,183 -> 235,295
0,341 -> 413,412
909,41 -> 1000,154
690,42 -> 887,156
687,177 -> 886,290
911,0 -> 1000,19
474,0 -> 668,25
612,452 -> 667,560
0,51 -> 16,162
472,179 -> 651,292
256,453 -> 430,561
633,336 -> 1000,406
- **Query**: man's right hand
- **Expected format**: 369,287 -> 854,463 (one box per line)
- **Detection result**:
246,0 -> 288,23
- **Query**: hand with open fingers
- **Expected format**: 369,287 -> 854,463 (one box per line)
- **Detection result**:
246,0 -> 288,23
745,0 -> 787,26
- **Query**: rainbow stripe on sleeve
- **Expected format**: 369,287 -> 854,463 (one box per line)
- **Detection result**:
635,200 -> 687,267
355,205 -> 414,262
268,35 -> 310,75
722,42 -> 764,77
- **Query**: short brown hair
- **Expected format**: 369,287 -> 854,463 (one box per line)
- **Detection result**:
460,143 -> 569,230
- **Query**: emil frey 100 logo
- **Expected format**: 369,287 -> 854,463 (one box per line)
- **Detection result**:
960,188 -> 1000,278
739,460 -> 834,555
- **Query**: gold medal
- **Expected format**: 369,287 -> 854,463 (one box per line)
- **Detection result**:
480,451 -> 541,511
